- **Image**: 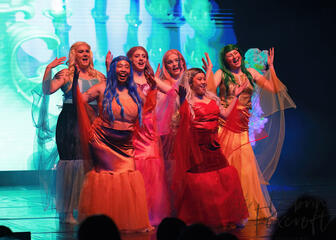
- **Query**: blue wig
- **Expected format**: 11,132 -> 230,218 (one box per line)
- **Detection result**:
103,56 -> 142,124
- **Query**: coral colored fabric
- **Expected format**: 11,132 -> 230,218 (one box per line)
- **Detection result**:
78,170 -> 150,231
133,87 -> 170,226
74,84 -> 151,231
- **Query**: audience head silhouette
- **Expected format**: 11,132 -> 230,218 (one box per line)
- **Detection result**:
77,214 -> 121,240
157,217 -> 186,240
0,225 -> 13,237
213,232 -> 238,240
178,223 -> 215,240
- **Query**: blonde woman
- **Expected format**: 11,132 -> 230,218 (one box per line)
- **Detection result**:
41,41 -> 105,224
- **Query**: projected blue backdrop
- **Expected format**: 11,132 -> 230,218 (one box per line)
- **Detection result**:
0,0 -> 238,170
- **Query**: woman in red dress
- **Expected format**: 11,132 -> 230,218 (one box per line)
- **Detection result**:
171,68 -> 249,228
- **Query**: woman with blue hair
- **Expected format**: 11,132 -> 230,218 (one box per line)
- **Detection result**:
74,56 -> 152,232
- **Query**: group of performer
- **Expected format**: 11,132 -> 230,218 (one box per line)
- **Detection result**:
37,41 -> 295,231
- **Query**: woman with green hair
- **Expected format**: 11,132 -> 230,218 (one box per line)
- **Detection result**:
205,44 -> 296,220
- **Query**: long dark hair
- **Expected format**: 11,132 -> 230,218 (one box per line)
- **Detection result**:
219,44 -> 254,88
103,56 -> 142,124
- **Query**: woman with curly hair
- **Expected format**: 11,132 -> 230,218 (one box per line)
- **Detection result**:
41,41 -> 105,224
155,49 -> 187,135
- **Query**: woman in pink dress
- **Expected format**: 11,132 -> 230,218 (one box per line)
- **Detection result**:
155,49 -> 187,137
153,50 -> 187,212
126,46 -> 170,226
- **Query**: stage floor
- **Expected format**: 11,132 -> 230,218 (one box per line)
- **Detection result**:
0,184 -> 335,240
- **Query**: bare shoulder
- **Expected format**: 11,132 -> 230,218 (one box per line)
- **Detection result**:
214,69 -> 223,75
214,69 -> 224,79
96,71 -> 106,82
54,68 -> 69,81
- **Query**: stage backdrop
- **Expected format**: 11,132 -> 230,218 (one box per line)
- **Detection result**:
0,0 -> 236,170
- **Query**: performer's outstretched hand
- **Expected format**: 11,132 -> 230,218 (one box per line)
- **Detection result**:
47,57 -> 66,69
234,81 -> 248,97
105,50 -> 113,72
153,64 -> 175,93
202,53 -> 214,84
267,47 -> 274,68
160,62 -> 175,84
154,63 -> 161,82
202,52 -> 213,73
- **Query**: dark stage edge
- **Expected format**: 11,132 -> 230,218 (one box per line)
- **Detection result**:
0,184 -> 335,240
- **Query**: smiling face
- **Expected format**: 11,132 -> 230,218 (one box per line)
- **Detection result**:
130,49 -> 147,72
75,44 -> 91,69
225,49 -> 242,70
165,53 -> 182,79
191,72 -> 207,96
116,60 -> 130,84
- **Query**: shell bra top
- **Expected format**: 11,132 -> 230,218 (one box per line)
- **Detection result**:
62,77 -> 99,105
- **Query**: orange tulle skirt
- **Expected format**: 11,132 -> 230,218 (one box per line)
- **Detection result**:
78,170 -> 151,232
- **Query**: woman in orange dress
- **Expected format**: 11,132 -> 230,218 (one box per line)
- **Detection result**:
75,56 -> 152,232
206,44 -> 296,220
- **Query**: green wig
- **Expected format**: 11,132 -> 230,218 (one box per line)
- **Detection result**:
219,44 -> 254,89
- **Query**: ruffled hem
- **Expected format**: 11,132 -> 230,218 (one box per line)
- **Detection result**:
177,166 -> 249,227
78,169 -> 152,232
55,159 -> 85,212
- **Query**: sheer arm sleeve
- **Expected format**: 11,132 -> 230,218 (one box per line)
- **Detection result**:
142,88 -> 157,114
73,74 -> 95,172
248,67 -> 296,117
